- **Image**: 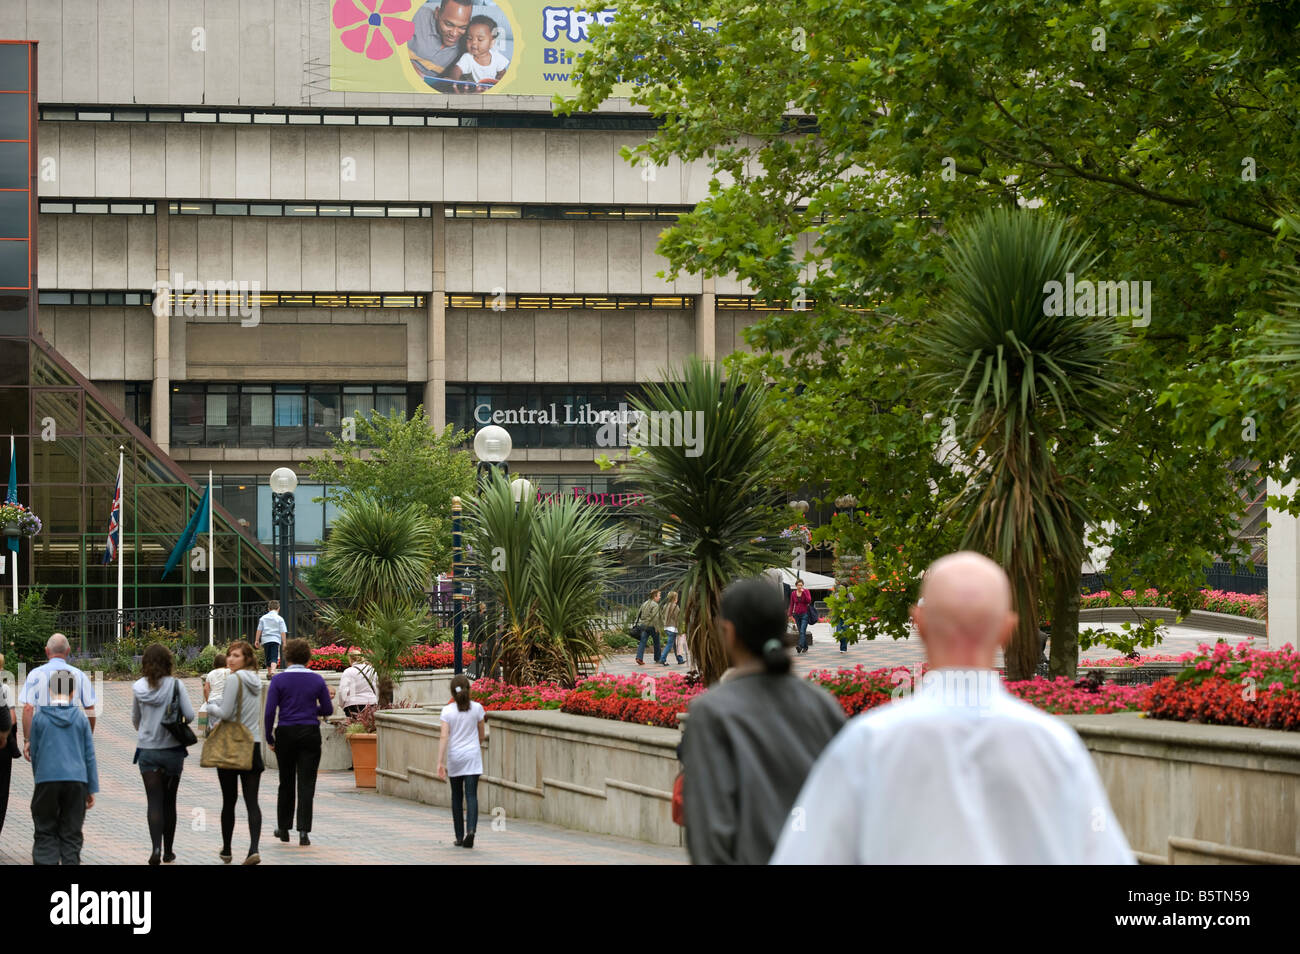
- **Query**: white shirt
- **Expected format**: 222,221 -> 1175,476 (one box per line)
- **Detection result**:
440,700 -> 485,777
770,669 -> 1135,865
19,658 -> 97,711
257,611 -> 286,643
455,48 -> 509,83
205,667 -> 229,701
338,663 -> 378,709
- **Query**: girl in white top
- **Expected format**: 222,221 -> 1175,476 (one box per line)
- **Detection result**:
437,674 -> 486,848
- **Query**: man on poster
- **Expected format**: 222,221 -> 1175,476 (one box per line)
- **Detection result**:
409,0 -> 473,92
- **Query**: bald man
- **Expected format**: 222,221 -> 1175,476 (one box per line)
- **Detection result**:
770,552 -> 1133,864
20,633 -> 97,761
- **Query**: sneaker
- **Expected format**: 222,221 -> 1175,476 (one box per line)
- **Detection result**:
839,649 -> 848,654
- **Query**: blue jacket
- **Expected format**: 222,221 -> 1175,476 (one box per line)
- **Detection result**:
30,704 -> 99,794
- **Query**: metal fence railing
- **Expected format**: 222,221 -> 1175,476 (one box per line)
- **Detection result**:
1080,562 -> 1267,597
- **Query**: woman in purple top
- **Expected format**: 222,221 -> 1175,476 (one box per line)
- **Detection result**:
264,639 -> 333,847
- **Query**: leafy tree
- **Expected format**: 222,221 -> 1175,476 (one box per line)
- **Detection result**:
307,407 -> 475,573
621,356 -> 790,684
1,589 -> 59,670
562,1 -> 1299,670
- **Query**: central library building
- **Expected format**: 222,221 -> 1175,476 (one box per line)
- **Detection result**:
0,2 -> 820,617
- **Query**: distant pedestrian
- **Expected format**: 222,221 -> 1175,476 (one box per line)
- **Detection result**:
29,670 -> 98,866
20,634 -> 97,755
201,640 -> 264,865
771,551 -> 1134,864
437,674 -> 486,848
202,652 -> 229,734
265,638 -> 333,848
255,600 -> 287,672
132,643 -> 196,865
633,588 -> 663,666
680,577 -> 845,864
338,649 -> 378,718
0,653 -> 17,837
787,580 -> 815,654
658,591 -> 683,665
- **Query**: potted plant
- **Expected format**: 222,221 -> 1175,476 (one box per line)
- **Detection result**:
0,502 -> 42,539
340,704 -> 379,788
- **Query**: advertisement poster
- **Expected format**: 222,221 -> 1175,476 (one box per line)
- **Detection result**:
329,0 -> 634,97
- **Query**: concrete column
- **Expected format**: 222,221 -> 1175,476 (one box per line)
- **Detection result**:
152,204 -> 170,453
425,207 -> 447,432
695,276 -> 716,363
1266,478 -> 1296,649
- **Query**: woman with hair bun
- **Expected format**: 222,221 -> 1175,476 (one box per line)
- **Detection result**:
679,577 -> 845,864
437,674 -> 486,848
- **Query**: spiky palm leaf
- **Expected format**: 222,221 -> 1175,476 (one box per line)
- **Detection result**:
913,207 -> 1125,679
322,496 -> 436,609
623,356 -> 789,684
1247,207 -> 1300,445
464,471 -> 617,686
328,600 -> 435,707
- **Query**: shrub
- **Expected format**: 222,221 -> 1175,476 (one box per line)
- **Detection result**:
1,589 -> 58,669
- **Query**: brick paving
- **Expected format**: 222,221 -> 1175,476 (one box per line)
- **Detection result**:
0,678 -> 685,866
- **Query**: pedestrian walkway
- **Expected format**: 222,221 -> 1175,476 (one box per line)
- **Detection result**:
0,679 -> 684,866
598,621 -> 1261,678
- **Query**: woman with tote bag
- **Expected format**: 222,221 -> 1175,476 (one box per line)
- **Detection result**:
200,640 -> 264,865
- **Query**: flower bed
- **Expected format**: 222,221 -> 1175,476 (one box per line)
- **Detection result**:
1146,642 -> 1300,731
1079,654 -> 1190,668
805,664 -> 1149,717
1080,588 -> 1265,620
309,642 -> 475,673
470,676 -> 568,711
559,673 -> 704,728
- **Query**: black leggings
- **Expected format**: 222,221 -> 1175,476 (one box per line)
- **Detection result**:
141,770 -> 181,854
217,761 -> 263,854
449,774 -> 479,842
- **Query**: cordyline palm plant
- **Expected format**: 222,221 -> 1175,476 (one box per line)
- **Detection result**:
623,356 -> 789,685
322,495 -> 437,705
465,470 -> 617,687
1248,208 -> 1300,444
913,207 -> 1125,680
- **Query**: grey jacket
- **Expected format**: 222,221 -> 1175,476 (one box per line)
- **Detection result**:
203,669 -> 263,743
132,676 -> 197,750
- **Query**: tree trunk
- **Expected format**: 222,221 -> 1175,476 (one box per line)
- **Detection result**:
378,676 -> 393,709
1049,557 -> 1080,679
686,590 -> 728,685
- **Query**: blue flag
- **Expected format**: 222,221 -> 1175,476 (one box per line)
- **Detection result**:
5,435 -> 17,554
162,485 -> 210,580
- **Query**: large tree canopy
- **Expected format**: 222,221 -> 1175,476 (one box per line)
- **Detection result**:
561,0 -> 1300,656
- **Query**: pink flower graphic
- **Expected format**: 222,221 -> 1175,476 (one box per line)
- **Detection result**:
333,0 -> 414,60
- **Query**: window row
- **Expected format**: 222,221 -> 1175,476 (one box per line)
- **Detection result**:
170,383 -> 421,449
38,200 -> 694,221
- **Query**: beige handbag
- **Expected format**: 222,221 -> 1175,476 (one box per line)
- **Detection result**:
199,677 -> 255,770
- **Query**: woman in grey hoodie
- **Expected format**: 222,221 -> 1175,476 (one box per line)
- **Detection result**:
200,639 -> 264,865
131,643 -> 196,865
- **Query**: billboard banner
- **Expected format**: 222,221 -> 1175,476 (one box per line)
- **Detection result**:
329,0 -> 636,97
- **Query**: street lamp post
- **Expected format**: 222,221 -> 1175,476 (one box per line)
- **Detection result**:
270,467 -> 298,641
473,425 -> 512,485
457,426 -> 515,678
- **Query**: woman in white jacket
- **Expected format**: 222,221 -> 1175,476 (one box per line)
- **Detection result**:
200,639 -> 264,865
338,650 -> 378,717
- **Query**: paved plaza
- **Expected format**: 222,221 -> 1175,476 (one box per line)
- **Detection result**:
0,678 -> 685,867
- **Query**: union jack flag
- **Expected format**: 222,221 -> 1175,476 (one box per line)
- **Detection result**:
102,459 -> 122,565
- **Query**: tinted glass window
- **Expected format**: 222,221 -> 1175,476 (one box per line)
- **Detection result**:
0,45 -> 27,93
0,190 -> 26,239
0,142 -> 26,188
0,239 -> 27,287
0,93 -> 27,140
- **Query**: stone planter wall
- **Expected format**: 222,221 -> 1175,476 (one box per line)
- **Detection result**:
1078,606 -> 1264,637
1061,712 -> 1300,864
376,708 -> 684,847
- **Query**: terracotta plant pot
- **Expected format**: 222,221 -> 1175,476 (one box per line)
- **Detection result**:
347,732 -> 378,788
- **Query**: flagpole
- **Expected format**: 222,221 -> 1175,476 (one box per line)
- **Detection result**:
208,470 -> 215,646
117,447 -> 124,643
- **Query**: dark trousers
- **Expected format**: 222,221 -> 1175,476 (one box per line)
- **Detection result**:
275,724 -> 321,834
0,748 -> 11,836
635,627 -> 661,662
263,641 -> 281,669
31,781 -> 88,865
450,774 -> 479,842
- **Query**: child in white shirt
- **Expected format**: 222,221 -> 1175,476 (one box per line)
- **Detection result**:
448,16 -> 509,91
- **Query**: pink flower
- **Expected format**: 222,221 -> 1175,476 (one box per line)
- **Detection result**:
334,0 -> 414,60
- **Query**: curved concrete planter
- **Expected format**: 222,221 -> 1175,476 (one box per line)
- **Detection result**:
376,708 -> 684,847
1062,712 -> 1300,864
1078,606 -> 1264,637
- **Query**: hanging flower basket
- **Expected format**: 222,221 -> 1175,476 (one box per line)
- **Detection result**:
0,502 -> 42,538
